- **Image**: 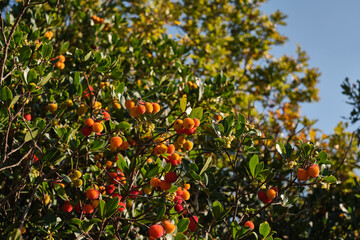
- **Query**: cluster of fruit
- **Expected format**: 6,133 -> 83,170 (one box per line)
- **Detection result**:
44,31 -> 53,40
297,164 -> 320,181
174,117 -> 200,135
52,55 -> 65,70
125,99 -> 161,118
92,15 -> 104,24
258,187 -> 278,204
109,136 -> 130,151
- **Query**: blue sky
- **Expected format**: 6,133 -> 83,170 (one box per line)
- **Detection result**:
261,0 -> 360,134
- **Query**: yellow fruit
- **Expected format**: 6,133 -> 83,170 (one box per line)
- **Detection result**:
43,194 -> 50,205
112,101 -> 121,109
99,82 -> 106,89
145,102 -> 153,114
174,119 -> 184,130
183,141 -> 193,151
66,99 -> 73,107
77,104 -> 88,116
177,136 -> 186,145
70,170 -> 82,180
73,179 -> 83,187
152,103 -> 161,113
93,101 -> 102,110
47,103 -> 58,113
144,186 -> 152,195
58,55 -> 65,63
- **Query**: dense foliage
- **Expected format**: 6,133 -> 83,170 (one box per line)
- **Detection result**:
0,0 -> 359,239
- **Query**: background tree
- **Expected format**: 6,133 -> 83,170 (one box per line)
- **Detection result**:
0,0 -> 358,239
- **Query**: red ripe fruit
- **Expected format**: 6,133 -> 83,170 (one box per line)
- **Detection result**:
24,114 -> 31,121
175,128 -> 186,135
82,86 -> 94,98
184,127 -> 197,136
129,188 -> 139,199
174,204 -> 183,212
83,204 -> 94,214
109,172 -> 120,184
62,202 -> 73,213
102,111 -> 110,121
173,196 -> 183,204
81,126 -> 92,136
165,172 -> 178,183
257,190 -> 271,203
170,158 -> 179,166
149,224 -> 164,239
118,202 -> 126,212
188,216 -> 198,232
244,221 -> 254,230
74,203 -> 82,213
106,185 -> 115,195
176,187 -> 183,196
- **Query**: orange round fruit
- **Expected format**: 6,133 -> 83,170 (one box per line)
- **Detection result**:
152,103 -> 161,114
193,118 -> 200,127
130,106 -> 139,118
183,118 -> 195,129
174,119 -> 183,130
59,55 -> 65,63
125,100 -> 135,110
92,200 -> 99,208
85,118 -> 94,127
92,122 -> 104,133
158,144 -> 168,154
163,220 -> 176,234
86,189 -> 99,200
120,141 -> 129,150
184,183 -> 190,190
177,136 -> 186,145
148,224 -> 164,239
150,178 -> 161,188
244,221 -> 254,230
297,168 -> 310,181
110,136 -> 123,149
159,180 -> 171,191
181,189 -> 190,200
137,105 -> 146,115
167,144 -> 175,154
307,164 -> 320,178
214,115 -> 222,122
83,204 -> 94,214
266,189 -> 276,200
47,103 -> 58,113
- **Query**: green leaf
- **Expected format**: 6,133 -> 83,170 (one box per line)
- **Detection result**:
118,121 -> 131,131
177,218 -> 190,232
276,142 -> 286,158
60,42 -> 69,53
174,233 -> 187,240
70,218 -> 82,226
249,155 -> 259,178
259,221 -> 271,238
199,156 -> 212,176
25,129 -> 38,142
189,107 -> 203,120
74,72 -> 80,85
180,94 -> 187,112
324,176 -> 337,183
156,204 -> 166,220
7,228 -> 21,240
143,86 -> 163,99
98,199 -> 105,220
212,201 -> 224,219
104,197 -> 119,218
27,69 -> 37,83
9,95 -> 20,108
1,86 -> 13,101
145,165 -> 161,178
41,44 -> 53,59
38,72 -> 52,86
83,51 -> 92,61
